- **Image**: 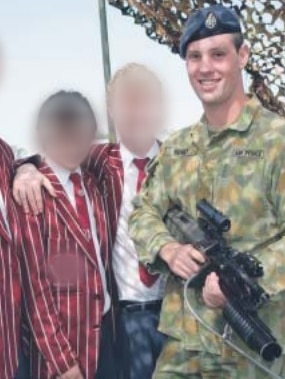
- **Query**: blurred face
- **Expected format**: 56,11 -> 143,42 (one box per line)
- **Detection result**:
109,79 -> 164,149
185,34 -> 249,107
38,118 -> 96,170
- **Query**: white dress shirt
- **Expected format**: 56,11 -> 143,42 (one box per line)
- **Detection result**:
113,142 -> 166,302
47,159 -> 111,314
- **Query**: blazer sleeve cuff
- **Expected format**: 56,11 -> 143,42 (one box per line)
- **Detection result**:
13,154 -> 42,171
140,233 -> 176,274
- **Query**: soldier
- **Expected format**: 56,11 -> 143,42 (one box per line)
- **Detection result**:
128,5 -> 285,379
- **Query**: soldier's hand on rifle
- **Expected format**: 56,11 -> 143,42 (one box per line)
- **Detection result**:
202,272 -> 226,309
159,241 -> 205,280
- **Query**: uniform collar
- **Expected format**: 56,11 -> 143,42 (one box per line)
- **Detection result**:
45,158 -> 81,188
119,141 -> 159,169
201,95 -> 261,135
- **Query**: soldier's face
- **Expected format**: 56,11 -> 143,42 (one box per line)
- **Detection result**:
109,83 -> 164,147
185,34 -> 249,107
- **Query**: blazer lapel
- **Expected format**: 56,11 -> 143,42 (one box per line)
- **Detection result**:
102,145 -> 124,244
0,196 -> 11,243
40,162 -> 98,268
84,173 -> 109,267
0,169 -> 12,243
108,145 -> 124,209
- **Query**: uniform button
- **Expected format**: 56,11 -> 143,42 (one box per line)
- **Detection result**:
78,190 -> 85,197
93,324 -> 100,330
94,294 -> 101,300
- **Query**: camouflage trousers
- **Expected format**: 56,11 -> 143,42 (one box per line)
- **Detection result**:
153,337 -> 285,379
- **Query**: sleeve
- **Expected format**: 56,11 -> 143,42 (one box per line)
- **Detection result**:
19,209 -> 78,376
254,147 -> 285,296
128,147 -> 177,273
13,154 -> 41,172
0,138 -> 14,164
83,144 -> 106,181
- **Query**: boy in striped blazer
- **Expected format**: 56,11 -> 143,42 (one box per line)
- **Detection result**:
0,139 -> 23,379
17,91 -> 117,379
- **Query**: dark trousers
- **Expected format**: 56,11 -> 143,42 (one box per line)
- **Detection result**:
96,312 -> 118,379
14,349 -> 30,379
119,301 -> 167,379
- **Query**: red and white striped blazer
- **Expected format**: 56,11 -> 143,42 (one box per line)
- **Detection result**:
18,162 -> 112,379
86,143 -> 124,243
0,139 -> 22,379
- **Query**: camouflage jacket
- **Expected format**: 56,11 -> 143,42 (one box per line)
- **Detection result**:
129,96 -> 285,355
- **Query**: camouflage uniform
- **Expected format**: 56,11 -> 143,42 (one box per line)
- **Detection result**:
129,96 -> 285,378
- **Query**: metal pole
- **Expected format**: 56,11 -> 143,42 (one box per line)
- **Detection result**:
98,0 -> 116,142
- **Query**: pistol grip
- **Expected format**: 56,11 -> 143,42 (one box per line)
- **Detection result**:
187,262 -> 213,288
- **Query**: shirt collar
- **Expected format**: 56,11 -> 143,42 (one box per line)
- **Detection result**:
45,158 -> 81,188
201,95 -> 261,135
119,141 -> 160,169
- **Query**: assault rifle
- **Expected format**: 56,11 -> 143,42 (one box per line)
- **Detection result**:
164,199 -> 282,362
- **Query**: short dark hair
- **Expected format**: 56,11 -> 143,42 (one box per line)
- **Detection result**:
232,32 -> 244,51
37,90 -> 97,129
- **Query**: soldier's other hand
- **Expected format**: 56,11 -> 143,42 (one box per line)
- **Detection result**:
13,163 -> 56,215
59,364 -> 84,379
159,241 -> 205,280
202,272 -> 226,309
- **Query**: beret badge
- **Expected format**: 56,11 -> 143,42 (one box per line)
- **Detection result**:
205,12 -> 217,29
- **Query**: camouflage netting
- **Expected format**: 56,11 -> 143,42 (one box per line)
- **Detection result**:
108,0 -> 285,117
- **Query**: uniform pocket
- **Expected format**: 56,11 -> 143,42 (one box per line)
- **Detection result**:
166,156 -> 201,216
214,156 -> 270,241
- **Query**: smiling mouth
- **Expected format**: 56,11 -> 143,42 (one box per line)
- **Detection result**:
198,79 -> 221,88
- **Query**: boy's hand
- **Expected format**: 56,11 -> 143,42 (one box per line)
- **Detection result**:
13,163 -> 56,215
59,365 -> 84,379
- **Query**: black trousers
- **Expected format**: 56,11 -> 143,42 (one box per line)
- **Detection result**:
117,301 -> 167,379
14,348 -> 30,379
96,312 -> 118,379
